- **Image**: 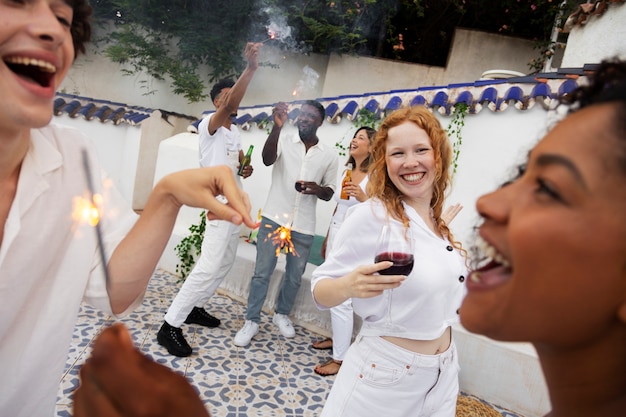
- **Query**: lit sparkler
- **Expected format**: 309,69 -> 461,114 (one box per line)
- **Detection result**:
260,28 -> 277,43
74,149 -> 111,289
72,193 -> 101,227
264,223 -> 299,257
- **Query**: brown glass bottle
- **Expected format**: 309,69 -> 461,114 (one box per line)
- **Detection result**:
340,163 -> 353,199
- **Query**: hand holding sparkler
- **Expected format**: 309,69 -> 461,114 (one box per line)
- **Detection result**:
244,41 -> 261,71
158,165 -> 255,228
260,27 -> 278,43
271,102 -> 289,128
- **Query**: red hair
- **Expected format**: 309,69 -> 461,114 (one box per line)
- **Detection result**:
367,106 -> 463,251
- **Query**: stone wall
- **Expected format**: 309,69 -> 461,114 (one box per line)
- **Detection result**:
61,28 -> 539,118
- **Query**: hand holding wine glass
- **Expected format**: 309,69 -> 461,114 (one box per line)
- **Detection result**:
374,222 -> 414,330
375,223 -> 414,276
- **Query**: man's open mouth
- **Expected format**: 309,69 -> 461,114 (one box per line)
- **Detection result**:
4,56 -> 56,88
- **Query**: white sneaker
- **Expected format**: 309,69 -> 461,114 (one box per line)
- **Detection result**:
272,313 -> 295,338
234,320 -> 259,347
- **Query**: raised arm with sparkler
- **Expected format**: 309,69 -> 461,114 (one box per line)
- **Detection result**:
264,101 -> 334,201
208,42 -> 260,134
155,42 -> 266,358
207,42 -> 261,179
262,102 -> 289,165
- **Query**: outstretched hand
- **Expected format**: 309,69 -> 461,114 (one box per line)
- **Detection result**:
160,165 -> 255,228
74,324 -> 210,417
272,102 -> 289,128
441,203 -> 463,225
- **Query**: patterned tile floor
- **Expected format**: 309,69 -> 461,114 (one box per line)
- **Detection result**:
56,269 -> 524,417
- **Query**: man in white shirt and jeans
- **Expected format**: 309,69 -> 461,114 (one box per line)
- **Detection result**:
234,100 -> 338,347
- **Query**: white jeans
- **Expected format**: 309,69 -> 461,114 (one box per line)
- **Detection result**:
330,299 -> 354,361
164,219 -> 240,327
320,335 -> 459,417
327,215 -> 355,361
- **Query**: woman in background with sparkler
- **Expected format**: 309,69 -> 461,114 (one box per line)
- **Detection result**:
311,106 -> 467,417
0,2 -> 254,416
312,126 -> 375,376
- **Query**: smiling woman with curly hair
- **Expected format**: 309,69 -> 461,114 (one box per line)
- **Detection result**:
312,106 -> 467,417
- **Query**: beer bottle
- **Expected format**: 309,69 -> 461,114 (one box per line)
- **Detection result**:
237,145 -> 254,176
340,163 -> 353,199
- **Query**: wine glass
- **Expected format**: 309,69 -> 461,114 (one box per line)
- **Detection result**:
374,222 -> 414,330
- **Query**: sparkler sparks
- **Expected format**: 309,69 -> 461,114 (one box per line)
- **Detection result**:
264,224 -> 299,257
72,194 -> 101,227
291,65 -> 319,98
78,149 -> 111,288
260,29 -> 277,43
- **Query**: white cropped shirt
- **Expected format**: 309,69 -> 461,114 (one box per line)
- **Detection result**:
311,199 -> 467,340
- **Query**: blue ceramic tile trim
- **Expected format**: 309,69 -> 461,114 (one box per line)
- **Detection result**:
53,65 -> 597,131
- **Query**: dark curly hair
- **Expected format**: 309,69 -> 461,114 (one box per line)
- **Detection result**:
67,0 -> 92,58
564,59 -> 626,111
564,60 -> 626,165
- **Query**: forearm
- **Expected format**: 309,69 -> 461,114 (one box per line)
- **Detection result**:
106,178 -> 180,314
262,124 -> 281,165
313,276 -> 351,308
222,66 -> 256,115
316,186 -> 334,201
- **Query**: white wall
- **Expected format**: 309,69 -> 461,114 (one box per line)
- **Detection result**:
61,28 -> 540,118
561,3 -> 626,67
154,105 -> 552,250
445,29 -> 537,82
446,106 -> 551,244
52,115 -> 142,203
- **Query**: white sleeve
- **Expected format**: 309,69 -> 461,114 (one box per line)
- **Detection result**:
311,202 -> 383,309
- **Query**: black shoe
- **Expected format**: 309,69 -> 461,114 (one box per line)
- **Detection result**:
184,306 -> 221,328
157,322 -> 192,357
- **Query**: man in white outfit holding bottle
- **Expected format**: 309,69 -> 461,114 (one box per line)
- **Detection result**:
157,42 -> 260,357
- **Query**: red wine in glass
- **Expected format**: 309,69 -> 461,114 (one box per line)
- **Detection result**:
375,223 -> 414,330
374,252 -> 414,276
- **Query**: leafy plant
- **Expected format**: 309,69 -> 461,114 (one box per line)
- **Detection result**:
90,0 -> 578,102
174,211 -> 206,280
446,102 -> 468,177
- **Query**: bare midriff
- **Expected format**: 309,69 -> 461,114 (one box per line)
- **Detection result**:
382,326 -> 452,355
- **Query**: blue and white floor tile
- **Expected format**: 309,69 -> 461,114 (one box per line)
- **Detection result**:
56,269 -> 523,417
